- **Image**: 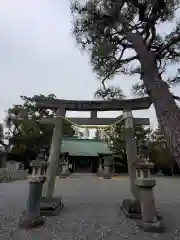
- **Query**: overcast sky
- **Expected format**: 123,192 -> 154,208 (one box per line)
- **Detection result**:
0,0 -> 180,130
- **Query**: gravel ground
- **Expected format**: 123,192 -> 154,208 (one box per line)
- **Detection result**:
0,174 -> 180,240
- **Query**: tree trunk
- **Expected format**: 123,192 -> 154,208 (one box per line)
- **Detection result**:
130,33 -> 180,168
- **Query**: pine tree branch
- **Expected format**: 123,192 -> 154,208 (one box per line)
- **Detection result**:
101,54 -> 138,85
172,95 -> 180,102
157,34 -> 180,57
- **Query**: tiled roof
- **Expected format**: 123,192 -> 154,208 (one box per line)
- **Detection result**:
61,138 -> 112,156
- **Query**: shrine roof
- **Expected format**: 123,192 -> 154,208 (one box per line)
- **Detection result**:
61,138 -> 112,156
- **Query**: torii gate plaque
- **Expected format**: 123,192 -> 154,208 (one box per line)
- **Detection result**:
34,96 -> 152,216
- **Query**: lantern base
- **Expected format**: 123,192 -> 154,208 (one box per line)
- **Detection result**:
121,199 -> 141,219
59,171 -> 71,178
103,169 -> 112,179
102,166 -> 112,179
139,216 -> 164,233
96,169 -> 104,177
103,174 -> 112,179
40,196 -> 64,216
19,211 -> 44,229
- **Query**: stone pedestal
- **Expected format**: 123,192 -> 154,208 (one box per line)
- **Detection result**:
0,146 -> 6,168
60,164 -> 70,178
137,183 -> 164,232
40,196 -> 64,216
103,156 -> 112,179
103,166 -> 112,179
19,181 -> 45,229
120,199 -> 141,219
97,164 -> 103,177
19,149 -> 47,229
135,160 -> 164,233
97,158 -> 103,177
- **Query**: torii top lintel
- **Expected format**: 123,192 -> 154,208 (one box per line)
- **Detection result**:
34,96 -> 151,111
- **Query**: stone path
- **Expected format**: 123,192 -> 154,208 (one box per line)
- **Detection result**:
0,174 -> 180,239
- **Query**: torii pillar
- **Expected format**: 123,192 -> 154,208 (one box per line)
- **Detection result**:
124,110 -> 139,199
40,107 -> 65,216
121,109 -> 146,219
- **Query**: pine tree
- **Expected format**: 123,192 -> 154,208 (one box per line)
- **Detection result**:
71,0 -> 180,166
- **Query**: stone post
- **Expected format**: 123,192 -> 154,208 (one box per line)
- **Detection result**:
103,156 -> 112,179
123,110 -> 139,199
97,158 -> 103,177
0,146 -> 6,168
60,154 -> 70,178
41,107 -> 65,216
135,158 -> 164,233
19,149 -> 47,229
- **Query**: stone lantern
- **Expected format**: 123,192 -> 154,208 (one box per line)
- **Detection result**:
134,154 -> 164,233
97,157 -> 103,177
60,153 -> 70,178
135,157 -> 154,184
19,149 -> 47,229
103,155 -> 112,179
0,145 -> 6,168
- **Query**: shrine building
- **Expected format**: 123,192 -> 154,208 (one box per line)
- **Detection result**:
59,138 -> 113,173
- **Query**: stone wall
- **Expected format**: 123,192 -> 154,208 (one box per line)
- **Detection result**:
0,168 -> 28,183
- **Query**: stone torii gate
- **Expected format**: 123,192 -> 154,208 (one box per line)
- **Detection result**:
34,96 -> 152,216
